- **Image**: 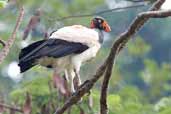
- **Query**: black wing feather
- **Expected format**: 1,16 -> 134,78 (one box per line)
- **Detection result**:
19,40 -> 45,60
18,39 -> 89,73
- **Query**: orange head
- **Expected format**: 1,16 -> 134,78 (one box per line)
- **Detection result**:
90,16 -> 111,32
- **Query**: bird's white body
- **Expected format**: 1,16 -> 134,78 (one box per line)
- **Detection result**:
39,25 -> 101,92
18,17 -> 111,93
161,0 -> 171,10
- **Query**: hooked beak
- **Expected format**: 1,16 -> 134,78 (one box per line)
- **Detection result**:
102,21 -> 111,32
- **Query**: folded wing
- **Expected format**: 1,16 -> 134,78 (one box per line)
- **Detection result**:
18,39 -> 89,72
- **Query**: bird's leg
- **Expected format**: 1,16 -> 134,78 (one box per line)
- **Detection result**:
73,69 -> 81,91
73,68 -> 83,102
68,69 -> 76,93
64,70 -> 69,83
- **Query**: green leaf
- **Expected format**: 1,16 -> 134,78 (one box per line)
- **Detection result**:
0,0 -> 7,9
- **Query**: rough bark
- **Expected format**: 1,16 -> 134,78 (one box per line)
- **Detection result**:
0,6 -> 24,64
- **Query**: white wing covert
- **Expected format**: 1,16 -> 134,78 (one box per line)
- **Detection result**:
49,25 -> 100,47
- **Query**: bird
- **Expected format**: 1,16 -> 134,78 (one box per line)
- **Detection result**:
18,16 -> 111,92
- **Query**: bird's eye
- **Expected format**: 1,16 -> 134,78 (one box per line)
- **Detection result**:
98,19 -> 101,23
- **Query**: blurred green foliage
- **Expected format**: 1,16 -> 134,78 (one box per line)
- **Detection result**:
0,0 -> 171,114
0,0 -> 7,9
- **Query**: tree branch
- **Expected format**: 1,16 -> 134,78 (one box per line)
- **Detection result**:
53,0 -> 168,114
100,0 -> 166,114
0,6 -> 24,64
54,62 -> 108,114
140,10 -> 171,18
0,102 -> 23,113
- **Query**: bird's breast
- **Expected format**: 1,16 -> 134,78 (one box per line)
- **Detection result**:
71,44 -> 101,64
37,55 -> 73,73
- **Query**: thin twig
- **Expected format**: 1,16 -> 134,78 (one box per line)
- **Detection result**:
100,0 -> 166,114
0,102 -> 23,113
0,6 -> 24,64
48,3 -> 149,22
0,38 -> 6,47
53,0 -> 169,114
140,10 -> 171,18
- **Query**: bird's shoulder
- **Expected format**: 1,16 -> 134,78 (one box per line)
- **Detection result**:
50,25 -> 98,36
49,25 -> 100,47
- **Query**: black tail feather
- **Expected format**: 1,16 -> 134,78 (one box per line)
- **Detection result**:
19,40 -> 45,60
18,40 -> 45,73
18,60 -> 35,73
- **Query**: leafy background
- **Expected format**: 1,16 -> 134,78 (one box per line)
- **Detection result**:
0,0 -> 171,114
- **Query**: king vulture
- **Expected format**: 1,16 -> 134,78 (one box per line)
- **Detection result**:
18,17 -> 111,92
